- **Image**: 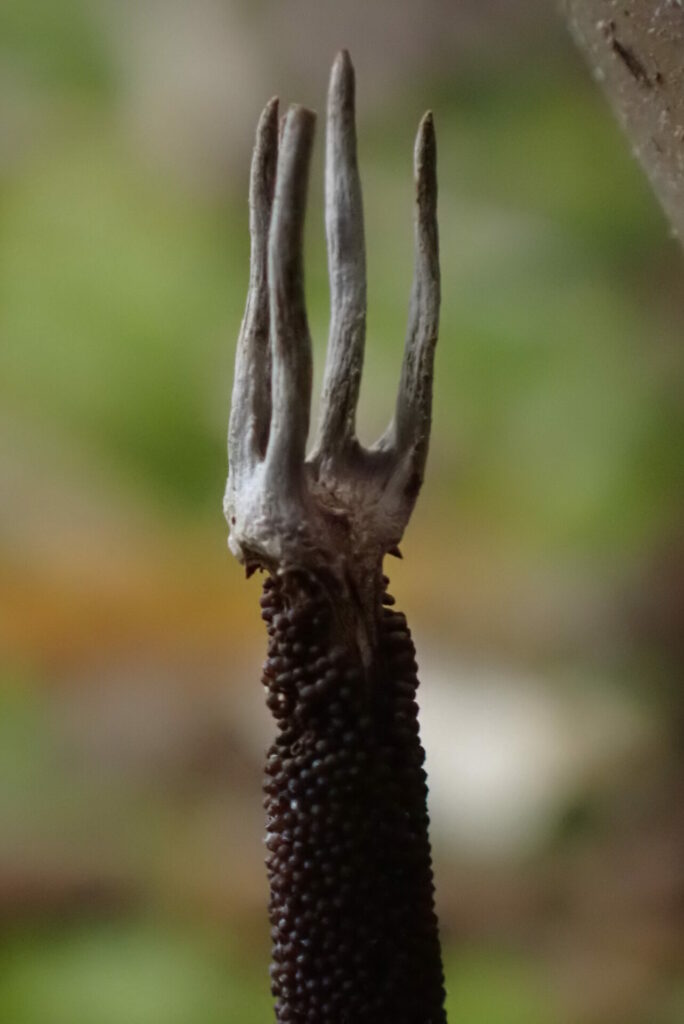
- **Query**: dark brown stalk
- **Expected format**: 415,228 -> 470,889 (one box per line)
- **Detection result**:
261,571 -> 446,1024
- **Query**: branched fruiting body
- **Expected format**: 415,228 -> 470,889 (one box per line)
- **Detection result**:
261,571 -> 445,1024
225,50 -> 446,1022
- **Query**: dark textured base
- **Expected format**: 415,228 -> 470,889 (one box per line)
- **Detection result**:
260,571 -> 446,1024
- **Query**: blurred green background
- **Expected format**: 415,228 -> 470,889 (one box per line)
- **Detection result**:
1,2 -> 682,1022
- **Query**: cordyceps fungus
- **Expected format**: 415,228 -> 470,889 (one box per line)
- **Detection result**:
224,50 -> 446,1024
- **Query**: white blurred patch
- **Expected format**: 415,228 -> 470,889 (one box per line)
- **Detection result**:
418,647 -> 648,858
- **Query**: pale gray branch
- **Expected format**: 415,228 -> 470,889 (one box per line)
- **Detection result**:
316,49 -> 367,459
389,111 -> 440,492
264,105 -> 316,489
228,97 -> 278,480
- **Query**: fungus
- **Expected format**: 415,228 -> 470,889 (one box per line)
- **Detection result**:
225,51 -> 446,1023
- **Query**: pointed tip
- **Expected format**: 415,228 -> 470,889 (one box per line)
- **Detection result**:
388,544 -> 403,559
333,48 -> 354,73
248,94 -> 279,253
254,95 -> 278,141
254,97 -> 279,161
414,110 -> 437,207
261,95 -> 279,122
330,49 -> 355,104
415,110 -> 436,165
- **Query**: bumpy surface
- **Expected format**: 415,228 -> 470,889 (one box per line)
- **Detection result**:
260,570 -> 446,1024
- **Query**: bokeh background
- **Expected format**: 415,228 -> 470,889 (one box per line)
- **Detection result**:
1,2 -> 683,1022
